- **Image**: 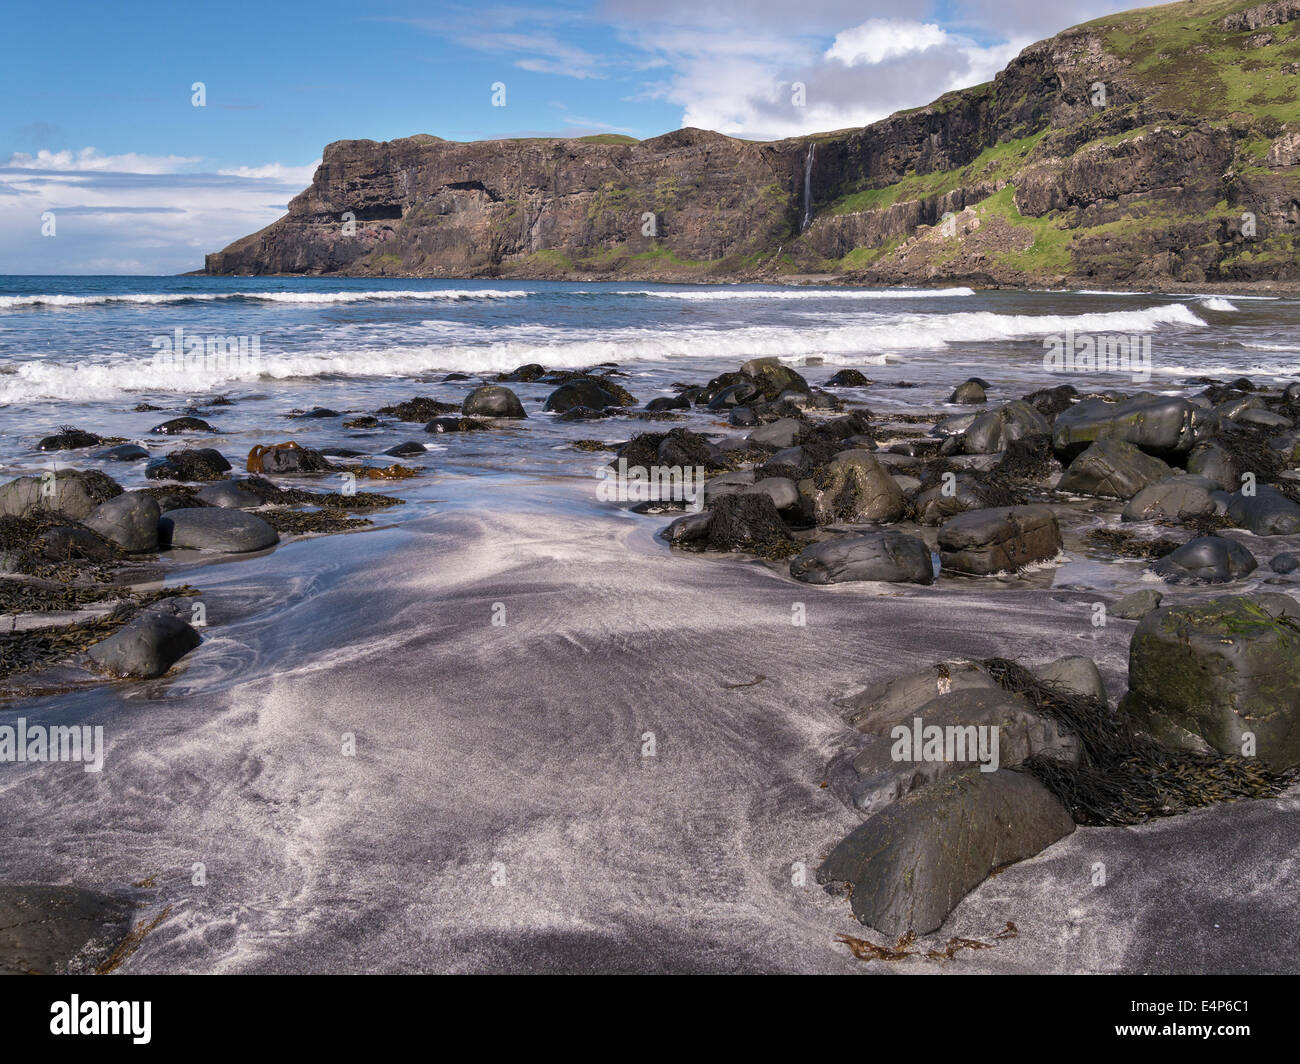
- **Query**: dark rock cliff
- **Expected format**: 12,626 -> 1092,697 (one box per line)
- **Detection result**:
205,0 -> 1300,286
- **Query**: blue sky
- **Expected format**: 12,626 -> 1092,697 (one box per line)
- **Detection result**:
1,0 -> 1149,274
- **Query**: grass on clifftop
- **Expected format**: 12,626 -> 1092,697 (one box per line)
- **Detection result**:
1090,0 -> 1300,124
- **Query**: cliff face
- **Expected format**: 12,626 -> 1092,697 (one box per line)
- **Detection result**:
205,0 -> 1300,286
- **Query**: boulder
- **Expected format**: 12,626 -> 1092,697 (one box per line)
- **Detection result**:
825,369 -> 871,387
87,613 -> 201,678
544,379 -> 618,412
425,417 -> 489,433
1120,594 -> 1300,770
249,444 -> 333,475
462,384 -> 526,419
664,492 -> 794,556
962,401 -> 1050,454
912,473 -> 1016,525
1033,655 -> 1107,704
789,531 -> 934,585
817,769 -> 1075,936
938,505 -> 1062,575
159,507 -> 279,553
1150,535 -> 1258,584
1186,440 -> 1243,491
740,356 -> 810,400
797,450 -> 905,525
1057,440 -> 1172,499
845,688 -> 1079,816
1271,552 -> 1300,574
0,470 -> 122,520
145,448 -> 231,482
1224,485 -> 1300,535
1122,474 -> 1222,523
93,443 -> 149,462
82,492 -> 161,553
39,525 -> 116,563
196,480 -> 264,509
747,417 -> 805,450
1052,393 -> 1198,457
37,428 -> 102,451
1112,589 -> 1163,620
150,416 -> 215,434
947,379 -> 987,404
384,441 -> 427,457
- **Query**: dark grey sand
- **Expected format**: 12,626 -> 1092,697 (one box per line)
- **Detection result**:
3,474 -> 1297,973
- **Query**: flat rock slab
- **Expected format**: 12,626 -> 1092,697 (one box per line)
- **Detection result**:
1052,393 -> 1197,457
1058,439 -> 1171,499
0,884 -> 134,975
160,507 -> 279,553
938,504 -> 1062,575
1120,593 -> 1300,770
847,688 -> 1079,816
840,661 -> 998,732
817,768 -> 1075,936
790,531 -> 934,585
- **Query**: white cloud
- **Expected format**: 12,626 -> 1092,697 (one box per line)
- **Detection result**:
5,147 -> 202,174
218,161 -> 321,185
825,20 -> 950,66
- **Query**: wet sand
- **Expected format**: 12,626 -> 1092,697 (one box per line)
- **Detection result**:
4,472 -> 1296,973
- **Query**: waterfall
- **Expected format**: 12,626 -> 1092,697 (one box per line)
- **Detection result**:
801,143 -> 816,232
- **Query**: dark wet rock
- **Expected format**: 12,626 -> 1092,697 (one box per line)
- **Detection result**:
384,441 -> 427,457
1150,535 -> 1258,584
463,384 -> 527,419
1023,384 -> 1077,418
1112,589 -> 1164,620
196,480 -> 264,509
37,428 -> 103,451
442,372 -> 471,382
498,362 -> 545,383
912,472 -> 1019,525
1271,552 -> 1300,574
797,449 -> 905,525
151,416 -> 215,435
825,369 -> 871,387
1052,393 -> 1198,458
426,416 -> 489,434
0,884 -> 135,975
1122,474 -> 1222,522
845,688 -> 1079,816
664,492 -> 795,557
817,769 -> 1075,935
378,396 -> 459,421
656,427 -> 725,471
645,395 -> 690,412
705,473 -> 797,511
729,406 -> 758,427
93,443 -> 149,462
1057,440 -> 1172,499
938,505 -> 1061,575
159,507 -> 279,553
1120,593 -> 1300,770
747,417 -> 806,450
251,444 -> 334,475
343,415 -> 380,429
88,613 -> 201,679
82,492 -> 161,553
0,470 -> 122,521
1224,485 -> 1300,535
1186,440 -> 1243,491
932,411 -> 980,439
297,407 -> 341,419
1238,408 -> 1293,431
146,448 -> 231,482
790,531 -> 934,585
990,433 -> 1061,482
1033,655 -> 1107,704
544,378 -> 620,412
962,400 -> 1050,454
38,525 -> 117,563
707,382 -> 762,410
948,379 -> 987,404
740,356 -> 810,400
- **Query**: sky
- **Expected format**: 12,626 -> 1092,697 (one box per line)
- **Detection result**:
1,0 -> 1156,275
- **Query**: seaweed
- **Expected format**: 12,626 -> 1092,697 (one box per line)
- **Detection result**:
982,657 -> 1293,826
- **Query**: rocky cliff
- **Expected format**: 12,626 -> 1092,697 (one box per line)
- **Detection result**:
204,0 -> 1300,286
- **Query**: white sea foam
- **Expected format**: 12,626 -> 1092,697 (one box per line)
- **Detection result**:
1197,296 -> 1238,312
0,289 -> 532,309
0,303 -> 1205,403
603,286 -> 975,300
